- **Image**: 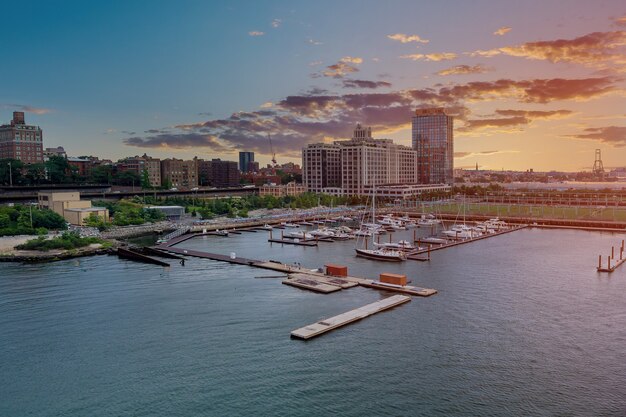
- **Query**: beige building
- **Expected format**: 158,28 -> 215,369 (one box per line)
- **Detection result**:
38,191 -> 109,225
160,158 -> 198,189
118,154 -> 161,187
303,124 -> 418,196
259,182 -> 307,197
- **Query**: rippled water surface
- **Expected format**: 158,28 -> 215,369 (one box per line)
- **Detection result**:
1,228 -> 625,416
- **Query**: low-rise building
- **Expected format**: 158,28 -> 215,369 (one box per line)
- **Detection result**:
38,191 -> 109,225
259,182 -> 307,197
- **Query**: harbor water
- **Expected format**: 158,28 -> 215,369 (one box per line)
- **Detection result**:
1,228 -> 626,416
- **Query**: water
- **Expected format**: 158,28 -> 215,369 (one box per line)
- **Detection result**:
1,228 -> 626,416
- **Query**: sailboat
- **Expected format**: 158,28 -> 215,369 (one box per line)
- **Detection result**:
355,185 -> 406,261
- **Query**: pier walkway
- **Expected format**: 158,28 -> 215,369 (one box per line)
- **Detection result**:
408,225 -> 527,259
291,295 -> 411,340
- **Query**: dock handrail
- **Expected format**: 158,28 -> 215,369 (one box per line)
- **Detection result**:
161,226 -> 190,241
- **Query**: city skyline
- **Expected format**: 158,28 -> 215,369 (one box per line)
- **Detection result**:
1,0 -> 625,171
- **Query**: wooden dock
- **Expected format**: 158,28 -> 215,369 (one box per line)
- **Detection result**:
155,238 -> 438,297
290,295 -> 411,340
597,240 -> 626,272
361,281 -> 438,297
268,238 -> 318,246
282,276 -> 342,293
409,225 -> 527,258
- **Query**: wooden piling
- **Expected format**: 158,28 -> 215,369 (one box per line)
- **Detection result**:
598,255 -> 602,269
612,246 -> 615,259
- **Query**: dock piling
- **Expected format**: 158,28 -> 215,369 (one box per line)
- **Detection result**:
612,246 -> 615,259
599,255 -> 602,269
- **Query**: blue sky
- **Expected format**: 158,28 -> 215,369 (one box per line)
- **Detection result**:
2,0 -> 625,170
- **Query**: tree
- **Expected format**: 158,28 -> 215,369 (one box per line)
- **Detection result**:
0,158 -> 25,185
25,163 -> 47,185
114,170 -> 141,187
140,169 -> 151,189
89,165 -> 113,184
45,155 -> 72,183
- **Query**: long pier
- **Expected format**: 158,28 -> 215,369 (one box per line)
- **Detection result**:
290,295 -> 411,340
408,225 -> 527,259
597,240 -> 626,273
152,239 -> 437,297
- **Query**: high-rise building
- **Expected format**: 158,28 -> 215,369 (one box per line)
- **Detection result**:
303,124 -> 418,196
160,157 -> 198,188
239,151 -> 255,173
412,108 -> 454,184
302,143 -> 342,194
198,158 -> 240,188
0,111 -> 44,163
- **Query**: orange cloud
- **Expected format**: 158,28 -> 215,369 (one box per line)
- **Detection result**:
436,64 -> 490,76
340,56 -> 363,64
494,27 -> 512,36
387,33 -> 429,43
494,109 -> 573,119
400,52 -> 457,61
472,31 -> 626,70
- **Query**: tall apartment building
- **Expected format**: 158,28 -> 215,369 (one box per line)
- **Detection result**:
0,111 -> 44,164
302,143 -> 342,193
160,157 -> 198,188
198,158 -> 240,188
303,124 -> 418,196
118,154 -> 161,187
239,151 -> 255,173
412,108 -> 454,185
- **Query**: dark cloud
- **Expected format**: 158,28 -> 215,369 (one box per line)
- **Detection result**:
124,133 -> 231,152
564,126 -> 626,147
342,79 -> 393,89
123,76 -> 620,154
121,130 -> 136,135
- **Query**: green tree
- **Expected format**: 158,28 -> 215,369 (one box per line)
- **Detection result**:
89,165 -> 113,184
0,158 -> 25,185
45,155 -> 72,183
25,163 -> 47,185
140,169 -> 151,189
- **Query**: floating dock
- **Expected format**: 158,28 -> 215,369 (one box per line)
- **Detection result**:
409,225 -> 527,259
361,281 -> 438,297
117,247 -> 170,267
290,295 -> 411,340
282,275 -> 342,293
597,240 -> 626,273
155,237 -> 438,297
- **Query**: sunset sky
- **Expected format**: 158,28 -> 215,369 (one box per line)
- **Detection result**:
2,0 -> 625,171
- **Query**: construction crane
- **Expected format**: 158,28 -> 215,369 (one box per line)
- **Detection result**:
267,133 -> 277,166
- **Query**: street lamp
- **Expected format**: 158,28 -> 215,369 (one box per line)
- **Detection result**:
7,161 -> 13,187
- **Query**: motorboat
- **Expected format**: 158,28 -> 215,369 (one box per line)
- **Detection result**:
281,222 -> 300,228
374,240 -> 415,250
214,229 -> 229,236
286,231 -> 313,239
355,248 -> 406,261
262,224 -> 273,230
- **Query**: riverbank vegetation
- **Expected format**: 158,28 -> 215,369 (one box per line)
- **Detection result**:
119,193 -> 367,220
15,232 -> 111,252
0,205 -> 68,237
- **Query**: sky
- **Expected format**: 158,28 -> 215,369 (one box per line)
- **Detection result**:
1,0 -> 625,171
